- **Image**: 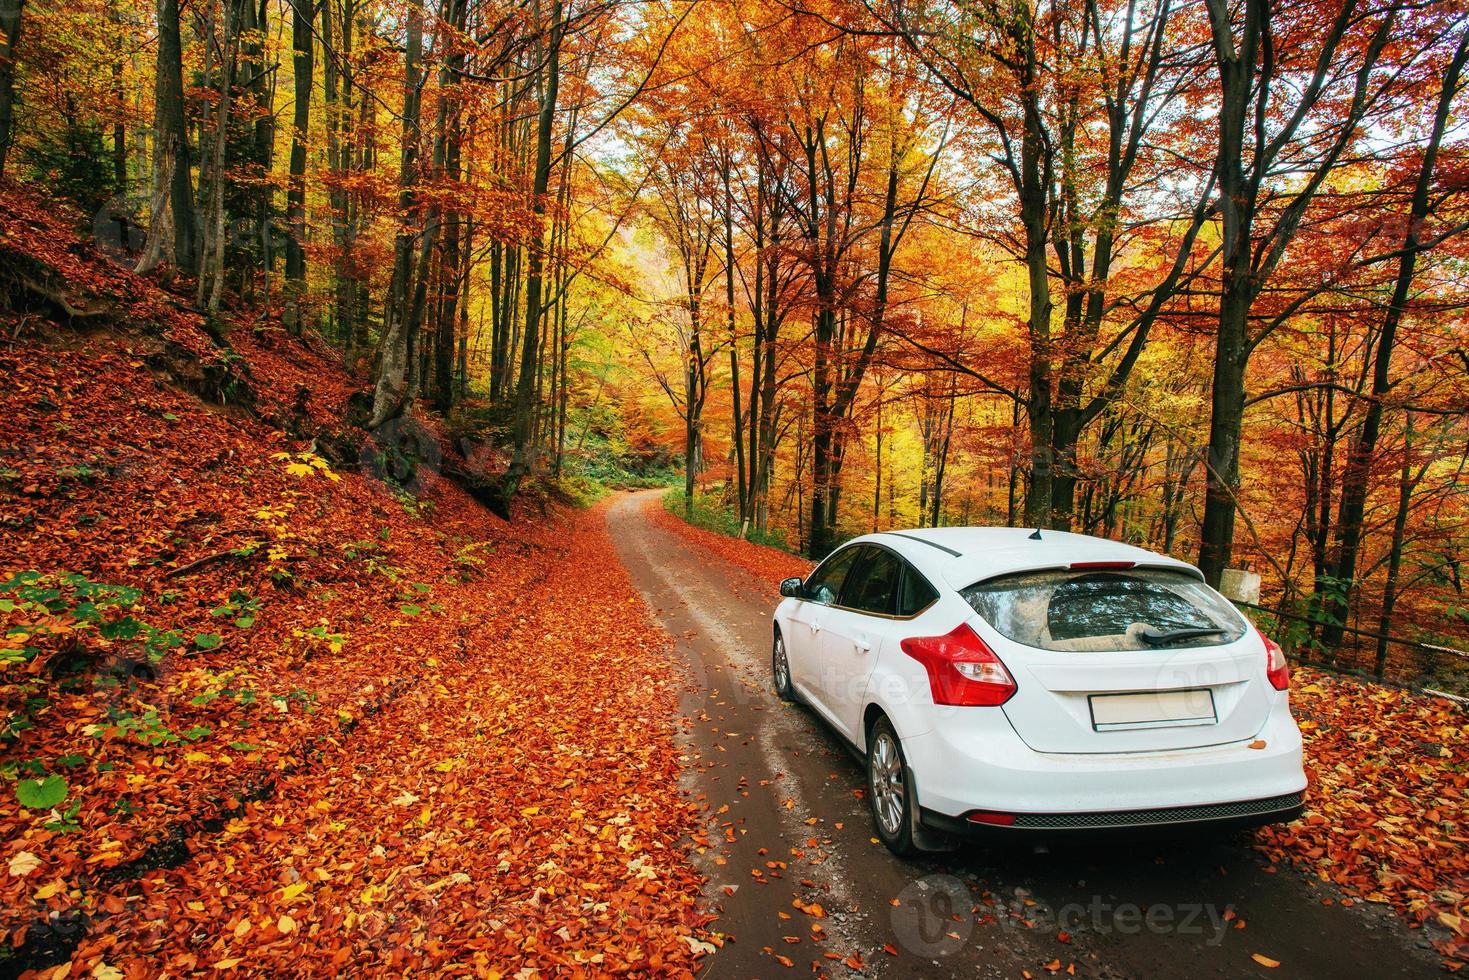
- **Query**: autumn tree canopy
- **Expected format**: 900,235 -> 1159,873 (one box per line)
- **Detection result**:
1,0 -> 1466,673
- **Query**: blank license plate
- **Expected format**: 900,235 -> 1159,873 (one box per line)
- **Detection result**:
1089,689 -> 1217,731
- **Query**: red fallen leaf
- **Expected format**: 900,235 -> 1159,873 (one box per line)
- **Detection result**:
1057,930 -> 1070,943
774,954 -> 795,968
1043,959 -> 1062,972
883,944 -> 899,956
1252,953 -> 1281,968
845,953 -> 865,970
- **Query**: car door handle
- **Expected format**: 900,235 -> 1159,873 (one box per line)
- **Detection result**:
854,637 -> 871,652
809,620 -> 822,634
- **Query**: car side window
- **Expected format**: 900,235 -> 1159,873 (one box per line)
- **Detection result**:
803,547 -> 860,605
841,547 -> 903,616
897,565 -> 939,617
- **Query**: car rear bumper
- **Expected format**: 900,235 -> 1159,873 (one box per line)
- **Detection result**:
921,791 -> 1304,839
903,699 -> 1307,823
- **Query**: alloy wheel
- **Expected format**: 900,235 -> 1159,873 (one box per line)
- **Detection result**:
870,731 -> 905,836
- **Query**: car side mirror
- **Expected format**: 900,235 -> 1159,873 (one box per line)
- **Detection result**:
779,577 -> 805,599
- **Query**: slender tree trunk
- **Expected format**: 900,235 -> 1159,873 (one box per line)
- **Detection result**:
1197,0 -> 1259,586
108,0 -> 126,188
1374,413 -> 1415,677
369,0 -> 425,428
283,0 -> 313,330
197,0 -> 242,311
323,0 -> 354,349
723,160 -> 747,530
433,0 -> 467,411
238,0 -> 272,295
1014,4 -> 1055,530
0,0 -> 22,175
503,0 -> 562,496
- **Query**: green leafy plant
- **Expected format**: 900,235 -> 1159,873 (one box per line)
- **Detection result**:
16,773 -> 68,810
211,590 -> 261,629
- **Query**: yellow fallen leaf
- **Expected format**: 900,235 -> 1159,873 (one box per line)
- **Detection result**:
1251,953 -> 1280,968
213,958 -> 241,970
277,914 -> 297,934
34,881 -> 61,900
280,881 -> 310,904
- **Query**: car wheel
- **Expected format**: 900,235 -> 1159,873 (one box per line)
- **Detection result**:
772,630 -> 796,703
868,716 -> 921,857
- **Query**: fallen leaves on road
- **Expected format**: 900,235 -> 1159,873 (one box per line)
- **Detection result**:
1255,668 -> 1469,968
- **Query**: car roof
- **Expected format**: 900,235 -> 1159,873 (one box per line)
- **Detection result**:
844,526 -> 1204,591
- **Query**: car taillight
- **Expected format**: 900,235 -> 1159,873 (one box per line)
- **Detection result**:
900,623 -> 1017,706
1258,629 -> 1290,691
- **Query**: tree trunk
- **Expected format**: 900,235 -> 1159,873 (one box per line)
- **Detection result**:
723,159 -> 746,530
0,0 -> 23,175
196,0 -> 242,311
155,0 -> 199,273
433,0 -> 467,411
283,0 -> 313,329
502,0 -> 562,497
1197,0 -> 1260,586
369,0 -> 425,429
322,0 -> 356,351
1374,413 -> 1414,677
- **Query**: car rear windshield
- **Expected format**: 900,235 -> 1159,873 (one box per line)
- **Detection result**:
959,568 -> 1248,652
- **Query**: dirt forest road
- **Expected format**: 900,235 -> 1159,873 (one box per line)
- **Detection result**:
607,491 -> 1440,980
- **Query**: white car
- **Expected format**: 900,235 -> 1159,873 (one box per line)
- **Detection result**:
771,527 -> 1306,855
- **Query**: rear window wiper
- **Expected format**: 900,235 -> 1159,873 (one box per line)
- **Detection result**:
1139,626 -> 1227,646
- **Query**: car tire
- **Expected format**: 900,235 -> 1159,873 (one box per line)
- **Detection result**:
867,716 -> 922,857
772,630 -> 796,703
